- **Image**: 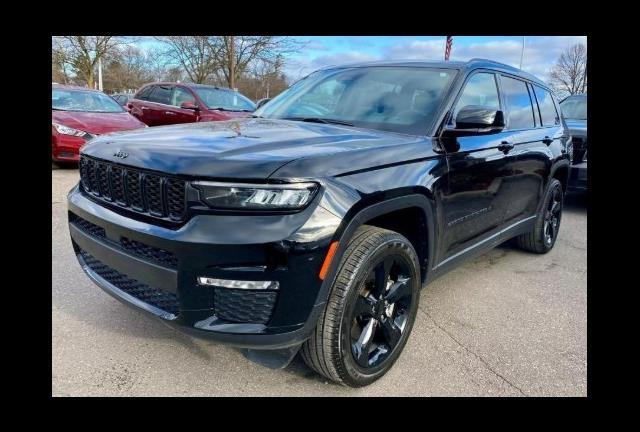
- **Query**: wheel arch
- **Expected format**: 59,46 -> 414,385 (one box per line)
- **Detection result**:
550,160 -> 571,193
315,193 -> 437,311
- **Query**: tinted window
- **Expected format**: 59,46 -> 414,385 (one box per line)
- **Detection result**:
255,67 -> 458,135
192,87 -> 256,111
559,96 -> 587,120
148,85 -> 172,105
501,76 -> 535,129
172,86 -> 196,106
136,86 -> 153,100
533,85 -> 559,127
454,73 -> 500,117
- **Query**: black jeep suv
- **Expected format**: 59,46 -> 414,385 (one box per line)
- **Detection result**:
68,59 -> 571,387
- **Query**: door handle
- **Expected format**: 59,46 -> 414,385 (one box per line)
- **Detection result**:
165,111 -> 176,115
497,141 -> 515,153
542,136 -> 553,145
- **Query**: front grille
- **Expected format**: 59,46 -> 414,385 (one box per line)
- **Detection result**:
70,213 -> 178,269
214,289 -> 277,324
79,155 -> 187,222
80,249 -> 180,316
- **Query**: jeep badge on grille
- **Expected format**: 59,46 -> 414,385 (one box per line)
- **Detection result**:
113,150 -> 129,159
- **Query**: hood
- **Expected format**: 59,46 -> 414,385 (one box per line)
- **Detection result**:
564,118 -> 587,137
218,110 -> 253,119
52,110 -> 146,135
81,117 -> 430,179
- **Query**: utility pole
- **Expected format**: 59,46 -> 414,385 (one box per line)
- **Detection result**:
519,36 -> 526,70
98,57 -> 103,92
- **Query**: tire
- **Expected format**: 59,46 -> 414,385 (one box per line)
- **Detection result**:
516,178 -> 563,254
300,225 -> 421,387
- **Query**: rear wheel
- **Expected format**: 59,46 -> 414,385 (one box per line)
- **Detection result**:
300,226 -> 420,387
516,178 -> 563,253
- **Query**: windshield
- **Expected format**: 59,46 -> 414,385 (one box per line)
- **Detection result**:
559,96 -> 587,120
52,89 -> 124,113
254,66 -> 458,135
192,87 -> 256,111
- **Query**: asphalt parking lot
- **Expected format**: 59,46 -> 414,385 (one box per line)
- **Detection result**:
52,167 -> 587,396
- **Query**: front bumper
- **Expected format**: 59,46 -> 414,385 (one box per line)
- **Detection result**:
52,134 -> 85,162
568,161 -> 587,192
67,183 -> 341,349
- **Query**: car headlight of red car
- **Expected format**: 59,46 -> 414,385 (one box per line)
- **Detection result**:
52,122 -> 89,137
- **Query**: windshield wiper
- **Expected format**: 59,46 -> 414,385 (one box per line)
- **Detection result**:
284,117 -> 354,127
211,107 -> 253,112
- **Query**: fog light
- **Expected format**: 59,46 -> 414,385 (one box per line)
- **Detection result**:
197,277 -> 279,290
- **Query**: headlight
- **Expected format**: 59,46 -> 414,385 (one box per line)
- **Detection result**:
52,122 -> 88,137
194,181 -> 319,210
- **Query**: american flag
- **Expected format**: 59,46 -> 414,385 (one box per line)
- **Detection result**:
444,36 -> 453,61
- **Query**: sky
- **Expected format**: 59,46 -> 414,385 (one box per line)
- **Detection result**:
283,36 -> 587,82
137,36 -> 587,84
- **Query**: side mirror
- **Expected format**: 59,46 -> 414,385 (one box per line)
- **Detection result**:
180,101 -> 199,111
256,98 -> 271,109
447,105 -> 505,134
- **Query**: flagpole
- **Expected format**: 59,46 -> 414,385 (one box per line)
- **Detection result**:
519,36 -> 526,69
98,57 -> 103,92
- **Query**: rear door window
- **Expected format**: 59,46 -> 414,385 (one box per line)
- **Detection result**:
148,85 -> 172,105
500,75 -> 536,130
533,85 -> 560,127
136,86 -> 154,101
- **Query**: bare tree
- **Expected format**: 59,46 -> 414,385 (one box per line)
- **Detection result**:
236,57 -> 289,101
549,44 -> 587,98
52,47 -> 71,84
52,36 -> 125,88
212,36 -> 303,89
102,46 -> 157,93
155,36 -> 219,83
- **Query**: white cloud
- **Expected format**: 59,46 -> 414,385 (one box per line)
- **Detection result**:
284,36 -> 587,84
384,39 -> 446,60
381,36 -> 587,82
284,51 -> 379,81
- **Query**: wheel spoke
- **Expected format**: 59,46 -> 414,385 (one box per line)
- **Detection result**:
373,259 -> 392,298
353,295 -> 377,318
352,318 -> 377,366
384,276 -> 411,304
551,201 -> 561,214
550,188 -> 559,210
380,317 -> 402,349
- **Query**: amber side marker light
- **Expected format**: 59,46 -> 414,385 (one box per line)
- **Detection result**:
319,241 -> 339,280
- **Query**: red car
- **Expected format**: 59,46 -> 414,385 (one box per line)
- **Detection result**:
128,82 -> 255,126
52,85 -> 147,163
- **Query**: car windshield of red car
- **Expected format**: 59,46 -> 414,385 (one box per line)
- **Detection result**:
52,89 -> 124,113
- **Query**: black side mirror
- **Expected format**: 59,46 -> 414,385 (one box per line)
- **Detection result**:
256,98 -> 271,109
446,105 -> 505,134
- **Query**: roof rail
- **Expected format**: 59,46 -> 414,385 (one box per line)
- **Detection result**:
468,58 -> 519,70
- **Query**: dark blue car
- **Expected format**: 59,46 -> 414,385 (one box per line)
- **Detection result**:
560,94 -> 587,192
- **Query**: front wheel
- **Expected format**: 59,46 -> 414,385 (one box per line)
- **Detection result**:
516,178 -> 563,253
300,226 -> 420,387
